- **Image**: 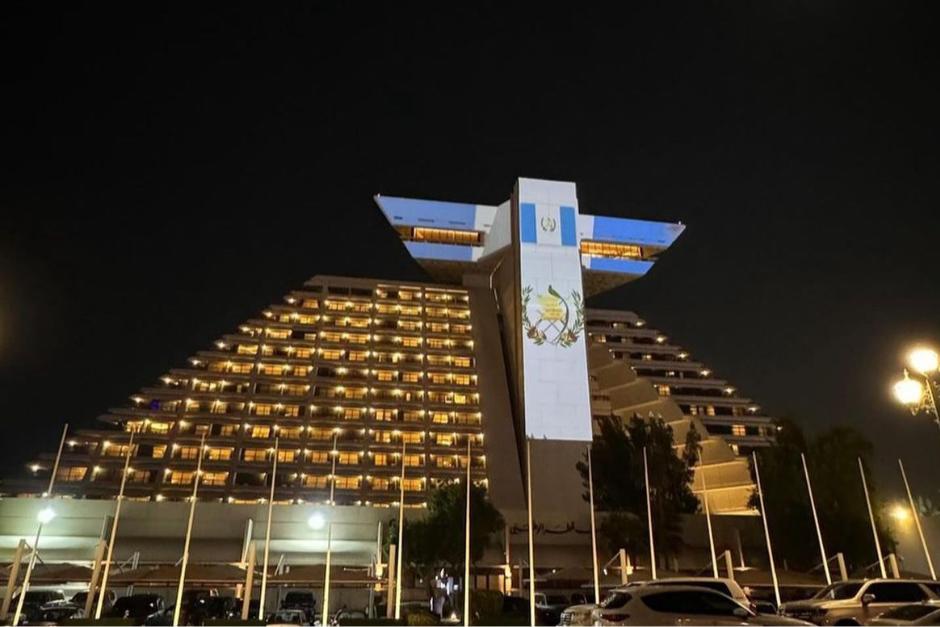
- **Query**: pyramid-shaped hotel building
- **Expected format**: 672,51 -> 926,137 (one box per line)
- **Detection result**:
12,179 -> 775,521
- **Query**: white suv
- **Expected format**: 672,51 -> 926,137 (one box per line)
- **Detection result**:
779,579 -> 940,625
590,584 -> 813,625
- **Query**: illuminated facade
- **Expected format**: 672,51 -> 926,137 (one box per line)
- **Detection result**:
16,178 -> 773,518
25,277 -> 486,507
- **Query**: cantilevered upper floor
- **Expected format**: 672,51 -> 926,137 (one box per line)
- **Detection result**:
374,180 -> 685,295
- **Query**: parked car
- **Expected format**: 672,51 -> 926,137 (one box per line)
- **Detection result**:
535,592 -> 570,625
70,589 -> 116,610
31,602 -> 84,625
268,608 -> 308,625
869,602 -> 940,625
591,584 -> 813,625
779,579 -> 940,625
9,590 -> 67,624
109,594 -> 167,623
644,577 -> 752,608
187,595 -> 238,624
332,608 -> 368,625
281,591 -> 316,620
561,577 -> 764,626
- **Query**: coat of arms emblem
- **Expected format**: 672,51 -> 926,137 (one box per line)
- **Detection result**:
521,284 -> 585,348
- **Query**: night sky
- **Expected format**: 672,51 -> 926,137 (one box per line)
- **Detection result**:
2,3 -> 939,499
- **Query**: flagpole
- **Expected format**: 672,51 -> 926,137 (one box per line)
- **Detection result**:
47,423 -> 69,496
526,439 -> 536,627
858,457 -> 887,578
13,424 -> 68,626
258,437 -> 279,619
173,433 -> 205,627
322,523 -> 333,627
463,437 -> 472,627
394,440 -> 406,620
701,464 -> 718,578
899,459 -> 936,580
95,431 -> 135,618
329,430 -> 339,505
643,447 -> 656,580
587,446 -> 600,604
801,453 -> 831,585
752,452 -> 780,608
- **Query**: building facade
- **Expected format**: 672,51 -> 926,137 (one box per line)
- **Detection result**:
12,178 -> 774,521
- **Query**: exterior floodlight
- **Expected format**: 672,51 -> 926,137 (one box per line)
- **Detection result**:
893,372 -> 924,407
908,347 -> 940,376
37,507 -> 56,524
308,512 -> 326,530
890,504 -> 911,523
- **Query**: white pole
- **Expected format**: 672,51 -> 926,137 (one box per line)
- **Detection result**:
96,431 -> 135,618
14,424 -> 69,626
464,437 -> 472,627
858,457 -> 887,578
394,440 -> 406,620
643,447 -> 657,580
700,463 -> 718,578
526,439 -> 536,627
801,453 -> 831,585
587,447 -> 600,604
47,423 -> 69,496
329,431 -> 339,505
504,524 -> 512,595
322,523 -> 333,627
752,452 -> 780,608
258,437 -> 279,619
899,459 -> 936,580
173,433 -> 205,627
13,523 -> 45,626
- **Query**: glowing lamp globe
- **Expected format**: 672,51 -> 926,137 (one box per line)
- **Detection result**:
908,347 -> 940,375
890,504 -> 911,523
893,375 -> 924,406
37,507 -> 56,524
308,512 -> 326,530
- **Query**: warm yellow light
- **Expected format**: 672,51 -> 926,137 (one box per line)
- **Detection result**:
894,373 -> 924,406
890,504 -> 911,523
908,347 -> 940,375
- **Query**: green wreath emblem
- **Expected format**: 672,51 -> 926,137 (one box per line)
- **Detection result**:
521,284 -> 584,348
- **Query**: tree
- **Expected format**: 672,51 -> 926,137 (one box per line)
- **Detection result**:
391,482 -> 505,590
577,415 -> 701,564
750,419 -> 896,573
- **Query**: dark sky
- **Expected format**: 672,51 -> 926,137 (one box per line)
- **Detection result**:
2,3 -> 939,499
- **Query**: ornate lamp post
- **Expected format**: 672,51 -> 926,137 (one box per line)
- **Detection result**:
892,346 -> 940,433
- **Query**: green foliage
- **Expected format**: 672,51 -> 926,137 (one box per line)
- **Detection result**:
406,610 -> 440,625
577,416 -> 700,562
750,418 -> 896,572
470,589 -> 504,619
391,482 -> 505,585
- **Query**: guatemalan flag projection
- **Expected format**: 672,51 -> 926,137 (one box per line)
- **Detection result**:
515,179 -> 593,442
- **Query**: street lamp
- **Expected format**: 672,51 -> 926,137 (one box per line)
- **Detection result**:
889,503 -> 911,523
908,347 -> 940,376
308,512 -> 326,531
892,345 -> 940,433
13,507 -> 57,625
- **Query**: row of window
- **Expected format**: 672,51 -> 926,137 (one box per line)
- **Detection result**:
228,345 -> 473,365
122,410 -> 483,434
94,437 -> 484,462
55,466 -> 438,491
280,301 -> 469,317
203,363 -> 477,383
